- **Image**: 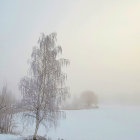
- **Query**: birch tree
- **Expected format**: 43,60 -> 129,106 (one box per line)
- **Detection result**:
0,85 -> 16,133
19,33 -> 69,140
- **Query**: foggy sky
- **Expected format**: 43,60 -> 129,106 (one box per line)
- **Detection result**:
0,0 -> 140,104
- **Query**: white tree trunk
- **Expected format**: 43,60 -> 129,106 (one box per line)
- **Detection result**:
33,119 -> 39,140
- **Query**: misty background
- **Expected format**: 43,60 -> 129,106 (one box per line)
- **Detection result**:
0,0 -> 140,105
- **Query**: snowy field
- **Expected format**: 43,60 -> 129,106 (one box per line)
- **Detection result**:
1,106 -> 140,140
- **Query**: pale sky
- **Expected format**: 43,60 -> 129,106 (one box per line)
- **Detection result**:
0,0 -> 140,104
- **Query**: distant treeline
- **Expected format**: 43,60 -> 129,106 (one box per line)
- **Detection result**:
61,91 -> 98,110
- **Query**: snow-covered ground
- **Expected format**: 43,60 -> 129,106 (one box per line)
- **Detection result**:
0,134 -> 21,140
1,106 -> 140,140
